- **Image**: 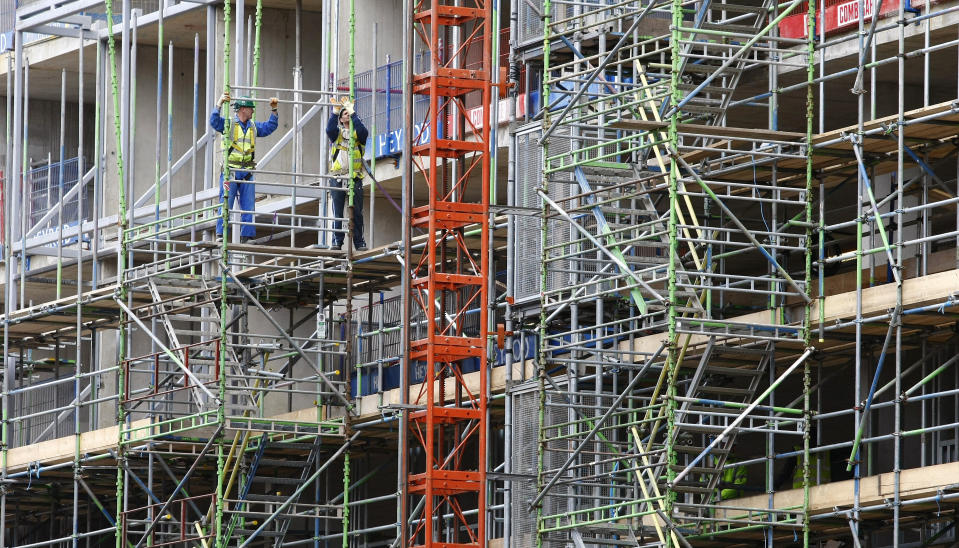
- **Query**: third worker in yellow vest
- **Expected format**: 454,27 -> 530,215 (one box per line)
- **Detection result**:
720,462 -> 748,500
791,447 -> 831,489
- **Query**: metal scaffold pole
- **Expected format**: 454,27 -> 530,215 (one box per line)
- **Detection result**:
0,39 -> 16,548
102,0 -> 129,539
803,0 -> 816,542
216,0 -> 234,543
398,0 -> 414,540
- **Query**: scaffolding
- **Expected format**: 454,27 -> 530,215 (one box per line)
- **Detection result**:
517,0 -> 814,541
503,0 -> 959,541
4,0 -> 959,542
1,0 -> 368,543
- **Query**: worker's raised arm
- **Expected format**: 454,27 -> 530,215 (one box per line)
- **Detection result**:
210,92 -> 230,133
255,110 -> 279,137
351,113 -> 369,145
209,108 -> 227,133
326,111 -> 340,142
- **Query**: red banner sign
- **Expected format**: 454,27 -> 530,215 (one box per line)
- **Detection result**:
778,0 -> 925,39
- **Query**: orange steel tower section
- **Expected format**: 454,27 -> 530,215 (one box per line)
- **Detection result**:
405,0 -> 492,543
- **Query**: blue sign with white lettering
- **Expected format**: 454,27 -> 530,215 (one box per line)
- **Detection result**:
373,121 -> 438,158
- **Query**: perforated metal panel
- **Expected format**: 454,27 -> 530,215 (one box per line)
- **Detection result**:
11,376 -> 76,447
517,0 -> 544,46
541,388 -> 575,548
510,388 -> 539,546
543,132 -> 574,299
513,128 -> 543,304
519,1 -> 670,49
511,382 -> 590,548
512,127 -> 574,305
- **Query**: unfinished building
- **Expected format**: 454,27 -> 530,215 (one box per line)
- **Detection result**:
0,0 -> 958,543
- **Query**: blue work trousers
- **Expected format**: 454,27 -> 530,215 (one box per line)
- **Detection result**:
216,171 -> 256,238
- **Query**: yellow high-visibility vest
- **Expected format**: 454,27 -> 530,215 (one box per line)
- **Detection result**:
228,122 -> 256,168
330,127 -> 363,176
720,464 -> 747,500
792,451 -> 831,488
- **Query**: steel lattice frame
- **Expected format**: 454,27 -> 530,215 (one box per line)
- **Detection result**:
403,0 -> 493,543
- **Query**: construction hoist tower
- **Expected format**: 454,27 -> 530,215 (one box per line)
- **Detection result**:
400,0 -> 495,543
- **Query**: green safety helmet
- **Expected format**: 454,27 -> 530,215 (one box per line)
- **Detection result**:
233,98 -> 256,110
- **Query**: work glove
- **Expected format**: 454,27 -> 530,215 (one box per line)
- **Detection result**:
269,96 -> 279,110
219,92 -> 231,107
335,96 -> 355,117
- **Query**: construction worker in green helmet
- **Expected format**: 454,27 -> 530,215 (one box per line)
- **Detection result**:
210,92 -> 279,241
